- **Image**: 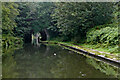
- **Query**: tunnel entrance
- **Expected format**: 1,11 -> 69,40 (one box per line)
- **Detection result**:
24,29 -> 49,44
24,33 -> 32,43
40,30 -> 47,41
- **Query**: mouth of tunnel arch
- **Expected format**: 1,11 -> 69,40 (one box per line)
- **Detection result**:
24,30 -> 48,43
39,30 -> 47,41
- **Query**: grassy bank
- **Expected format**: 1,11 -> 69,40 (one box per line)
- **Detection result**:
43,41 -> 119,61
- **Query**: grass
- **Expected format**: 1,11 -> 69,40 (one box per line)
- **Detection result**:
78,44 -> 119,54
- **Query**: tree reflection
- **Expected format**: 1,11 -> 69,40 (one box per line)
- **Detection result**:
2,44 -> 119,78
2,44 -> 23,78
86,58 -> 119,78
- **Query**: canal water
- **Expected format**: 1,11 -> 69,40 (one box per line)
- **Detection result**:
2,44 -> 120,78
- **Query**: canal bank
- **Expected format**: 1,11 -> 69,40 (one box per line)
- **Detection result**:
41,41 -> 120,68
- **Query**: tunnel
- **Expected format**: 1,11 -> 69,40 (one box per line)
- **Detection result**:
24,29 -> 48,43
24,33 -> 32,43
40,30 -> 47,41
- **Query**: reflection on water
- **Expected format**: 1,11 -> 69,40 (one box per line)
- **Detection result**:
86,58 -> 119,78
2,43 -> 119,78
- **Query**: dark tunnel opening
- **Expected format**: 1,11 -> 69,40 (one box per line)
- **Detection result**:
40,30 -> 47,41
24,30 -> 48,43
24,33 -> 32,43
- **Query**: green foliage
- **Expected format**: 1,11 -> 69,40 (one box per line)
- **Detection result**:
51,2 -> 115,41
2,2 -> 119,54
87,24 -> 119,46
2,2 -> 19,31
2,2 -> 22,47
85,2 -> 119,53
15,2 -> 55,35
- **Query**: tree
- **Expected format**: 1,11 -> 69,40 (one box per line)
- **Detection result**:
2,2 -> 22,47
15,2 -> 55,34
51,2 -> 115,42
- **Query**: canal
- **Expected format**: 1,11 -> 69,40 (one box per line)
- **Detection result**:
2,43 -> 120,78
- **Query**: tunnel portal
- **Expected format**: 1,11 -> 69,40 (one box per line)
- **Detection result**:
24,29 -> 48,44
40,30 -> 47,41
24,33 -> 32,43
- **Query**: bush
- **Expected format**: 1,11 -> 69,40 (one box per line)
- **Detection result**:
86,24 -> 119,46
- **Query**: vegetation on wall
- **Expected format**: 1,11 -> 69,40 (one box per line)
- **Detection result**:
15,2 -> 55,38
2,2 -> 119,53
